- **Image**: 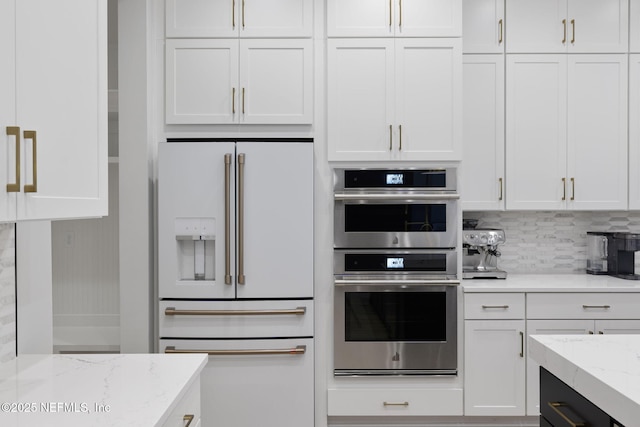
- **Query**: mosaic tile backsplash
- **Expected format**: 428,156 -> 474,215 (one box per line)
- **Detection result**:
463,211 -> 640,274
0,223 -> 16,363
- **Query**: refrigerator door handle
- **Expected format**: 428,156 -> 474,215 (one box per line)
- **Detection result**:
237,153 -> 246,285
224,153 -> 233,285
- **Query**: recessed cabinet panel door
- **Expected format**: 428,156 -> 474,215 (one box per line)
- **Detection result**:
239,39 -> 312,124
165,0 -> 237,38
396,39 -> 461,160
567,55 -> 627,210
15,0 -> 107,220
506,55 -> 567,210
166,39 -> 239,124
567,0 -> 628,53
240,0 -> 312,38
631,0 -> 640,52
506,0 -> 568,53
398,0 -> 461,37
462,55 -> 505,210
596,319 -> 640,335
462,0 -> 505,53
629,55 -> 640,209
0,0 -> 16,222
328,39 -> 395,161
236,142 -> 313,299
327,0 -> 394,37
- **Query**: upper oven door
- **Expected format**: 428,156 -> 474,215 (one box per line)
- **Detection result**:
334,195 -> 458,248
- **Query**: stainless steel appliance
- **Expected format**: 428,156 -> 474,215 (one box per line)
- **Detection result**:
606,232 -> 640,280
333,168 -> 458,249
462,228 -> 507,279
332,167 -> 460,376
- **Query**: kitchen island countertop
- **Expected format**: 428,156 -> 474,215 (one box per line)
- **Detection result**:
462,273 -> 640,292
529,334 -> 640,427
0,353 -> 207,426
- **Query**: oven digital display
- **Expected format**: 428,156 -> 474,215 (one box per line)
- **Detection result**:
386,257 -> 404,269
386,173 -> 404,185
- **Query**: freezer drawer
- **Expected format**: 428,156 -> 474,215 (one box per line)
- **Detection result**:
160,338 -> 314,427
159,300 -> 313,338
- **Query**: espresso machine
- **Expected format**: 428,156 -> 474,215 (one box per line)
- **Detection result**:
606,232 -> 640,280
463,228 -> 507,279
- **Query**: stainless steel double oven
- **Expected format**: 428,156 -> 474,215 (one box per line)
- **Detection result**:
333,167 -> 460,376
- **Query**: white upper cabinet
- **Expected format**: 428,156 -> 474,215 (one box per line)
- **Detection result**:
327,0 -> 462,37
462,0 -> 504,53
166,39 -> 312,124
166,0 -> 313,38
1,0 -> 107,222
627,55 -> 640,209
631,0 -> 640,52
328,38 -> 461,161
505,0 -> 628,53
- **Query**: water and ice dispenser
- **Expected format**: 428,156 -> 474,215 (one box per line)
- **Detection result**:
175,218 -> 216,281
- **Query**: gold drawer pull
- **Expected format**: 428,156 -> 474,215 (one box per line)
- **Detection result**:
165,307 -> 306,316
548,402 -> 586,427
582,305 -> 610,310
165,345 -> 306,356
6,126 -> 20,192
482,305 -> 509,309
183,414 -> 194,427
383,401 -> 409,407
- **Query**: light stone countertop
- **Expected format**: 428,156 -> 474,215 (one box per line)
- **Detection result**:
529,334 -> 640,426
462,273 -> 640,292
0,353 -> 207,426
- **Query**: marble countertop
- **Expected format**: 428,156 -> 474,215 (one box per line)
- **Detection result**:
0,353 -> 207,426
462,273 -> 640,292
529,335 -> 640,426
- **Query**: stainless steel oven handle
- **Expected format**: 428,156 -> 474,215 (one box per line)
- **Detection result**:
165,345 -> 306,356
335,279 -> 460,286
334,193 -> 459,201
164,307 -> 306,316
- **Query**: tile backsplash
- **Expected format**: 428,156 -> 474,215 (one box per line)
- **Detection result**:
464,211 -> 640,274
0,223 -> 16,363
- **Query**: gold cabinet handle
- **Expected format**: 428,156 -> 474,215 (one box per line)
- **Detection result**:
562,19 -> 567,44
237,153 -> 246,285
498,19 -> 503,44
571,19 -> 575,44
389,124 -> 393,150
165,345 -> 307,356
583,304 -> 611,309
232,0 -> 235,28
398,125 -> 402,150
562,177 -> 566,201
23,130 -> 37,193
547,402 -> 586,427
183,414 -> 194,427
5,126 -> 20,192
224,153 -> 232,285
242,87 -> 245,114
399,0 -> 402,27
383,401 -> 409,407
519,331 -> 524,358
232,88 -> 236,114
242,0 -> 245,28
499,177 -> 503,201
389,0 -> 392,27
570,177 -> 575,201
164,307 -> 306,316
482,305 -> 509,309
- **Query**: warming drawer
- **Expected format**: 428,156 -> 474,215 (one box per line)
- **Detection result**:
159,300 -> 313,338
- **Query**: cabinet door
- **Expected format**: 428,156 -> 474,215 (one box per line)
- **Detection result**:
462,55 -> 505,210
239,39 -> 312,124
526,319 -> 592,416
506,0 -> 567,53
0,0 -> 16,222
237,142 -> 313,299
398,0 -> 462,37
506,55 -> 567,210
240,0 -> 312,38
632,0 -> 640,52
595,319 -> 640,335
567,55 -> 627,210
463,0 -> 504,53
165,0 -> 237,38
464,320 -> 526,416
395,39 -> 461,161
328,39 -> 395,161
165,39 -> 239,124
630,55 -> 640,210
327,0 -> 394,37
158,142 -> 237,299
15,0 -> 107,220
567,0 -> 628,53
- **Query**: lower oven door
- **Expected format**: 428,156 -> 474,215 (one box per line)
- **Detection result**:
334,281 -> 458,376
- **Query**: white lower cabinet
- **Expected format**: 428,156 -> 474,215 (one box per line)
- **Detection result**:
162,377 -> 201,427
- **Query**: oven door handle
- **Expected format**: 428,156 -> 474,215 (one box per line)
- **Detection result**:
334,193 -> 459,201
335,279 -> 460,286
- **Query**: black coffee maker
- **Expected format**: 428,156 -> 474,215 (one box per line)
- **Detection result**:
607,232 -> 640,280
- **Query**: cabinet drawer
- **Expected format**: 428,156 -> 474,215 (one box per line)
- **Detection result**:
159,300 -> 313,338
464,293 -> 525,319
161,377 -> 201,427
527,293 -> 640,319
328,388 -> 463,416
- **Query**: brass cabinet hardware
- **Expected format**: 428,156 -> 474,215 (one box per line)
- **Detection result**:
519,331 -> 524,358
583,304 -> 611,309
237,153 -> 246,285
571,19 -> 575,44
547,402 -> 586,427
499,177 -> 503,201
570,177 -> 575,200
398,125 -> 402,150
165,345 -> 307,356
232,0 -> 235,28
383,401 -> 409,407
6,126 -> 20,192
389,125 -> 393,150
224,153 -> 232,285
242,0 -> 245,28
588,330 -> 594,334
482,305 -> 509,309
399,0 -> 402,27
164,307 -> 306,316
562,19 -> 567,44
183,414 -> 195,427
598,331 -> 604,334
23,130 -> 37,193
242,87 -> 245,114
232,87 -> 236,114
389,0 -> 392,27
498,19 -> 503,44
562,177 -> 566,201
